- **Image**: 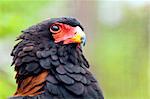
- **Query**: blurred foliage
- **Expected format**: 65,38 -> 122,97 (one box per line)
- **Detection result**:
0,1 -> 149,99
0,0 -> 52,38
89,6 -> 148,99
0,70 -> 16,99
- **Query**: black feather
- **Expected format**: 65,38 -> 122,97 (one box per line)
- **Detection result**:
25,62 -> 39,72
46,74 -> 58,84
65,82 -> 84,95
56,65 -> 67,74
39,58 -> 51,69
58,74 -> 74,85
10,17 -> 104,99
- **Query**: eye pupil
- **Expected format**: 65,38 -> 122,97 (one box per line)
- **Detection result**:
51,25 -> 59,31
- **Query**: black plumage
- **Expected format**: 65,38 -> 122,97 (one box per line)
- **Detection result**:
10,17 -> 104,99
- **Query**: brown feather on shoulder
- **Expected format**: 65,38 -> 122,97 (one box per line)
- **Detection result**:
14,71 -> 48,96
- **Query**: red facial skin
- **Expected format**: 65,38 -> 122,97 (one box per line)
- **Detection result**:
50,23 -> 78,44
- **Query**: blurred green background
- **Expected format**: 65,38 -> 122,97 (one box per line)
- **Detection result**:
0,0 -> 149,99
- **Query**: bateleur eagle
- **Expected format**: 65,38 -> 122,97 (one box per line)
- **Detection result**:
10,17 -> 104,99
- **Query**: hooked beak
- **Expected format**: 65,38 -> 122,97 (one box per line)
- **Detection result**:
67,26 -> 86,46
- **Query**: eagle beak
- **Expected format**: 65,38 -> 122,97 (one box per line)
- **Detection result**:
70,26 -> 86,46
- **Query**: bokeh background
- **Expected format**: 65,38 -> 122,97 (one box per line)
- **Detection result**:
0,0 -> 149,99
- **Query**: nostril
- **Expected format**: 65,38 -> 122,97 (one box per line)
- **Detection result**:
81,36 -> 86,46
81,37 -> 84,40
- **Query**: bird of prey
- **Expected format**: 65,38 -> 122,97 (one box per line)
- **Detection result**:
10,17 -> 104,99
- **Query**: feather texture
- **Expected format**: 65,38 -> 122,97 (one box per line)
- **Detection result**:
10,17 -> 104,99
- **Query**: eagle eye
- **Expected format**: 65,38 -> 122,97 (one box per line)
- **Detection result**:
50,25 -> 60,32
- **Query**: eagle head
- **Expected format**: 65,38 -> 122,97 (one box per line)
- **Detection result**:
21,17 -> 86,47
49,17 -> 86,46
